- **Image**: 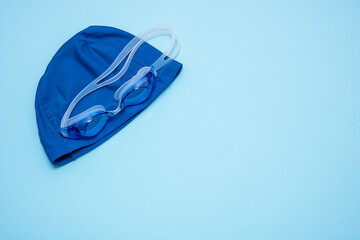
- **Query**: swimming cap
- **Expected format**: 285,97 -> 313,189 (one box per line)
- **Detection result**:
35,26 -> 183,166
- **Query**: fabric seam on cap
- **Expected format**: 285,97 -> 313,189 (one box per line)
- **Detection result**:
38,74 -> 73,158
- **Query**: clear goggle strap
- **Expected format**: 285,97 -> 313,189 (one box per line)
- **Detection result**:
152,30 -> 180,71
94,24 -> 175,87
104,28 -> 177,86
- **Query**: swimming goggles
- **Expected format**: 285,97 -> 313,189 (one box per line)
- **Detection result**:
60,24 -> 180,139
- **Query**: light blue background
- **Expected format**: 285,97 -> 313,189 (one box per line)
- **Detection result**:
0,0 -> 359,239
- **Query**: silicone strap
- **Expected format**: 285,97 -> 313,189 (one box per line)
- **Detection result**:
152,29 -> 180,70
61,24 -> 179,129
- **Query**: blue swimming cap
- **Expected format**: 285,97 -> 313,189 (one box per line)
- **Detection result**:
35,26 -> 183,166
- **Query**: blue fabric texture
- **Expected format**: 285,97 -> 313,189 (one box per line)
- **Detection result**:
35,26 -> 183,166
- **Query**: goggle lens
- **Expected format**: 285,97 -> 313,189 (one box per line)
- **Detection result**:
120,70 -> 156,109
66,125 -> 81,139
62,112 -> 109,139
85,113 -> 109,137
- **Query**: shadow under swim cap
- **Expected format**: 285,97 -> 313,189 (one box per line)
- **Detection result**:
35,25 -> 183,166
